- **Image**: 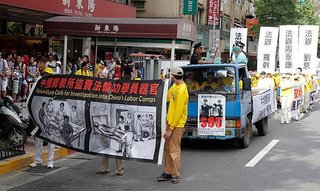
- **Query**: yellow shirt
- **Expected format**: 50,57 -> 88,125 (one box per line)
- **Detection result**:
220,77 -> 234,86
167,83 -> 189,129
251,77 -> 259,87
75,69 -> 93,77
185,80 -> 200,90
200,81 -> 219,90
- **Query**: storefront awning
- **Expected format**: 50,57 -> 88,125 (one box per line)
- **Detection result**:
44,16 -> 197,42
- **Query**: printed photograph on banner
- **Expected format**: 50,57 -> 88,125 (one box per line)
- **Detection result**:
279,25 -> 299,74
30,96 -> 86,149
198,94 -> 225,136
257,27 -> 279,74
89,102 -> 157,160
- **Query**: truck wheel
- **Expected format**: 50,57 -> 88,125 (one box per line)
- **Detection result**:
256,117 -> 268,136
238,117 -> 252,149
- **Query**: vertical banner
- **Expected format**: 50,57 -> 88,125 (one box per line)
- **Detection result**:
257,27 -> 279,73
298,25 -> 319,74
27,75 -> 167,164
279,25 -> 299,74
198,94 -> 226,136
183,0 -> 198,15
291,83 -> 304,119
207,0 -> 220,25
230,28 -> 248,56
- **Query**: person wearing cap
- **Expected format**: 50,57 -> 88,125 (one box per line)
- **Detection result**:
200,71 -> 219,90
190,42 -> 213,64
231,46 -> 248,65
157,66 -> 188,184
185,71 -> 200,90
279,73 -> 294,124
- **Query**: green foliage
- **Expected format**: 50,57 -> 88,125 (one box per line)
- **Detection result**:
252,0 -> 320,35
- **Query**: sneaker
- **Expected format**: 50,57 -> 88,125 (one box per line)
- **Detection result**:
29,162 -> 41,167
47,164 -> 54,169
157,173 -> 172,182
96,170 -> 110,174
172,176 -> 180,184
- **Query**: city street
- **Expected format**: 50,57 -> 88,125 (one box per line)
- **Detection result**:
1,103 -> 320,191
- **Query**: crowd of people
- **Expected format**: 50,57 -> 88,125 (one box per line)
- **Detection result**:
0,52 -> 142,102
250,67 -> 319,124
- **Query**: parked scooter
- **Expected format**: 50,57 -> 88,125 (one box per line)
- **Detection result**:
0,96 -> 28,147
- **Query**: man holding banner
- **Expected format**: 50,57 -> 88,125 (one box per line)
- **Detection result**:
279,73 -> 294,124
157,66 -> 188,184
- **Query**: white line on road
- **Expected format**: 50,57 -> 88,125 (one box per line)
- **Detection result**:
245,140 -> 279,167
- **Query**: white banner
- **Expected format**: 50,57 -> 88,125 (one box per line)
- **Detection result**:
279,25 -> 299,74
230,28 -> 248,56
298,25 -> 319,74
198,94 -> 226,136
252,89 -> 275,123
257,27 -> 279,73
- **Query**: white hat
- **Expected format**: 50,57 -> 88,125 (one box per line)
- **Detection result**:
171,66 -> 184,76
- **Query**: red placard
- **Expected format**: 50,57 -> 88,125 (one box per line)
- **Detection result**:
207,0 -> 220,25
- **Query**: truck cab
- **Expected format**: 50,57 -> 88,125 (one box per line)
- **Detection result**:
181,63 -> 260,148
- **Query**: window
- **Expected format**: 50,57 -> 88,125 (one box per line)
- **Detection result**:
133,1 -> 145,9
192,9 -> 203,24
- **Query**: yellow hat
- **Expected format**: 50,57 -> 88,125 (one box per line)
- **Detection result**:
43,67 -> 54,75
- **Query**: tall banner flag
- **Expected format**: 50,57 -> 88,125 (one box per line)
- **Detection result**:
183,0 -> 198,15
230,28 -> 248,56
207,0 -> 220,25
257,27 -> 279,73
279,25 -> 299,74
27,75 -> 168,164
298,25 -> 319,74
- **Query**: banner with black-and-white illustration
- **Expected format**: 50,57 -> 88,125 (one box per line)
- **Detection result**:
279,25 -> 299,74
252,89 -> 275,123
198,94 -> 225,136
27,75 -> 168,164
257,27 -> 279,74
298,25 -> 319,74
230,28 -> 248,56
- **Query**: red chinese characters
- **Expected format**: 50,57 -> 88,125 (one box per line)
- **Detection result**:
139,83 -> 149,96
112,83 -> 121,93
45,78 -> 54,88
102,82 -> 112,93
51,78 -> 60,89
74,79 -> 84,90
59,78 -> 68,89
92,81 -> 102,91
66,78 -> 76,89
149,83 -> 159,96
129,83 -> 139,94
40,79 -> 47,88
83,79 -> 94,91
121,83 -> 130,94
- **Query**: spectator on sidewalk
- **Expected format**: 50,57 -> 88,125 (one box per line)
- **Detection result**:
6,53 -> 14,92
157,66 -> 188,184
30,65 -> 55,169
46,54 -> 56,70
0,52 -> 8,99
76,62 -> 92,77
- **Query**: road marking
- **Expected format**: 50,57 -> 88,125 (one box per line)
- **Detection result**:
245,140 -> 279,167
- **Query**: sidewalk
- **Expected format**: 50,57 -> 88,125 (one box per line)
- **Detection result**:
0,137 -> 72,175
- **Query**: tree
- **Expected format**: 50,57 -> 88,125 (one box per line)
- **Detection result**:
251,0 -> 320,35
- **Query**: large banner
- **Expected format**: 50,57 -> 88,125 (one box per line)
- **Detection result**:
257,27 -> 279,74
279,25 -> 299,74
230,28 -> 248,56
252,89 -> 275,123
298,25 -> 319,74
27,75 -> 168,164
207,0 -> 220,25
198,94 -> 226,136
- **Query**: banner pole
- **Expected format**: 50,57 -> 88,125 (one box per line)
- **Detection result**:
63,35 -> 68,74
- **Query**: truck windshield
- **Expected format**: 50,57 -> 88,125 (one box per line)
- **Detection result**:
182,66 -> 237,101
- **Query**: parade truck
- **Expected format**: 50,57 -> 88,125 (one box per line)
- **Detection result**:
181,63 -> 275,148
